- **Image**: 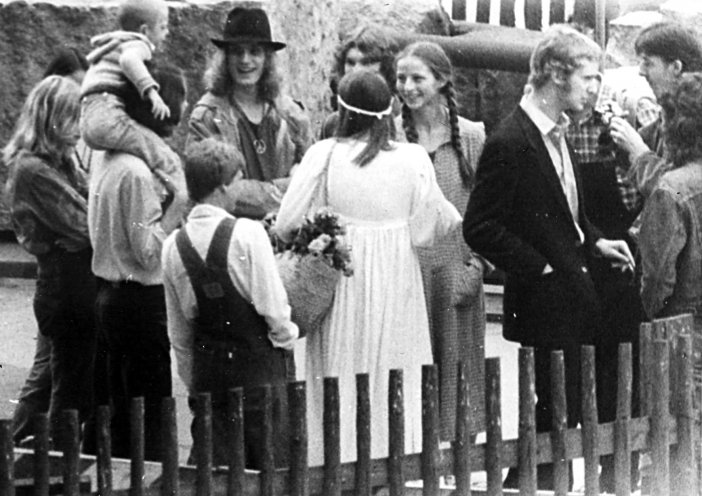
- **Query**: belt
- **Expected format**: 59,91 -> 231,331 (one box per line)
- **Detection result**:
98,278 -> 158,290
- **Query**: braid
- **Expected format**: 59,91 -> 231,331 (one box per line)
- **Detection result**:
401,103 -> 419,143
444,81 -> 473,188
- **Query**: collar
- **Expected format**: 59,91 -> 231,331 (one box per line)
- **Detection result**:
520,95 -> 570,136
186,203 -> 234,222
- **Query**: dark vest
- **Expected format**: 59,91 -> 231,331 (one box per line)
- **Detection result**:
175,217 -> 286,400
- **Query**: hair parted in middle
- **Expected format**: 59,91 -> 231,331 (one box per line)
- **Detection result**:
3,75 -> 81,169
527,24 -> 601,91
660,72 -> 702,169
184,138 -> 244,202
395,41 -> 473,188
635,22 -> 702,73
118,0 -> 169,31
335,69 -> 394,167
203,45 -> 281,103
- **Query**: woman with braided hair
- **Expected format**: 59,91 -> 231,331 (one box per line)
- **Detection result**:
395,41 -> 487,440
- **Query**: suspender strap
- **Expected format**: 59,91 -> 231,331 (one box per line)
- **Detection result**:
175,217 -> 269,349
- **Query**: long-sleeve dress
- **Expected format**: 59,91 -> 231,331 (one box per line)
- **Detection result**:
275,138 -> 461,465
396,116 -> 487,440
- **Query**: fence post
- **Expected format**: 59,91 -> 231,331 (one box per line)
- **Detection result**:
651,339 -> 670,496
581,345 -> 599,496
524,0 -> 542,30
671,334 -> 695,494
227,388 -> 245,496
161,397 -> 179,496
614,343 -> 632,496
288,381 -> 308,496
476,0 -> 491,23
260,385 -> 275,496
422,364 -> 440,496
62,409 -> 80,496
0,419 -> 15,496
356,373 -> 371,496
484,357 -> 502,496
454,361 -> 472,496
194,393 -> 213,496
323,377 -> 341,496
500,0 -> 516,27
550,350 -> 569,496
97,405 -> 112,496
549,0 -> 566,24
131,397 -> 145,496
639,323 -> 653,418
388,369 -> 405,496
33,413 -> 50,496
518,347 -> 537,495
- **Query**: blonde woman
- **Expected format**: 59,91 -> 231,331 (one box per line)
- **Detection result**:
4,76 -> 96,444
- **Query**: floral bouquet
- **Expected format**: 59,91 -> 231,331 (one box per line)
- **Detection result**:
263,209 -> 353,336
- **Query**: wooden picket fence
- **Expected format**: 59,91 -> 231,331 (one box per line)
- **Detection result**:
0,314 -> 699,495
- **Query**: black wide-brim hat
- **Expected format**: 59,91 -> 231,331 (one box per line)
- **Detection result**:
211,7 -> 286,51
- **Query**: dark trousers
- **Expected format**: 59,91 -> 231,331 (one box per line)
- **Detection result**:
95,280 -> 171,461
188,346 -> 290,469
12,331 -> 52,443
504,341 -> 582,490
30,250 -> 97,445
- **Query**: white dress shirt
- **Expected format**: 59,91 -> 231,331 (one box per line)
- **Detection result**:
161,203 -> 299,392
520,95 -> 584,243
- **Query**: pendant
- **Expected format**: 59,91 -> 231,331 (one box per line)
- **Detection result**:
254,139 -> 267,154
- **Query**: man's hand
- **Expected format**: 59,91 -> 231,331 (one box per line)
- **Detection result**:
147,88 -> 171,120
608,116 -> 649,161
595,238 -> 635,272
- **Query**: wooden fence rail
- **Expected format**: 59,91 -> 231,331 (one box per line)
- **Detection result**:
1,315 -> 699,495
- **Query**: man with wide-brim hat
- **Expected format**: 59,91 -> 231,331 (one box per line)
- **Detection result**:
187,6 -> 311,220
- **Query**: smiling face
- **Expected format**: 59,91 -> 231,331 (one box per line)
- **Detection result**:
558,59 -> 601,114
395,55 -> 445,111
226,42 -> 267,89
638,53 -> 681,100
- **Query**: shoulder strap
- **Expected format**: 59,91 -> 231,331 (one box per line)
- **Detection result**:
205,217 -> 237,269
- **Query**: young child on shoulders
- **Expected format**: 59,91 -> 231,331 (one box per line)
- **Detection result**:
80,0 -> 182,195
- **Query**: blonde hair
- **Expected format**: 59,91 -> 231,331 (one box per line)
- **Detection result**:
528,24 -> 601,90
118,0 -> 168,31
3,76 -> 81,168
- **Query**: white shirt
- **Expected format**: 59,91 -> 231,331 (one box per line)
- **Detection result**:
520,95 -> 584,243
161,203 -> 299,392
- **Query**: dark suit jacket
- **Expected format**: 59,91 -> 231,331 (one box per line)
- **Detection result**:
464,107 -> 603,346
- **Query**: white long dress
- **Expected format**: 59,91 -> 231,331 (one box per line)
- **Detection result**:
275,138 -> 461,466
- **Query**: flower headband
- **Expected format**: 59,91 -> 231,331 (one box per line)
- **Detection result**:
337,95 -> 392,119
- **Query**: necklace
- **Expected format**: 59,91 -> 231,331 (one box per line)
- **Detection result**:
253,136 -> 267,154
231,96 -> 268,155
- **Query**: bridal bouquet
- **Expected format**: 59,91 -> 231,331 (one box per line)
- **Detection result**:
263,209 -> 353,336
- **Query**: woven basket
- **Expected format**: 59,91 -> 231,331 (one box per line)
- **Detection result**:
276,251 -> 340,337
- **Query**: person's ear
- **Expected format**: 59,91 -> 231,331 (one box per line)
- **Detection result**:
552,68 -> 567,88
671,59 -> 684,77
138,23 -> 149,36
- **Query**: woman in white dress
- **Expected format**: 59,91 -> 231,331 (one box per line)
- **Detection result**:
275,70 -> 461,465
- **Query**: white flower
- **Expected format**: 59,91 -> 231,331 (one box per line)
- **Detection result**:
308,234 -> 332,254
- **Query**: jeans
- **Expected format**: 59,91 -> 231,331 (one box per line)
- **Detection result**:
95,280 -> 171,461
12,331 -> 51,443
32,249 -> 97,445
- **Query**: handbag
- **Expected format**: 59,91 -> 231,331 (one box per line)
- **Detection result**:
276,141 -> 341,337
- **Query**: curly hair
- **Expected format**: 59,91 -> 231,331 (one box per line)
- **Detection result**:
528,24 -> 601,90
396,41 -> 473,188
330,25 -> 396,106
203,46 -> 281,103
661,72 -> 702,169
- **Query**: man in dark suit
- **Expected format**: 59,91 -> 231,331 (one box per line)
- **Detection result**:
463,25 -> 635,490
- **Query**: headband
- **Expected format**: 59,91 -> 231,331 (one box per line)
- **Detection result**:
337,95 -> 392,119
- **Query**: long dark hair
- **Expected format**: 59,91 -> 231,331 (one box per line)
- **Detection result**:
396,41 -> 473,187
43,47 -> 88,79
335,70 -> 394,167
